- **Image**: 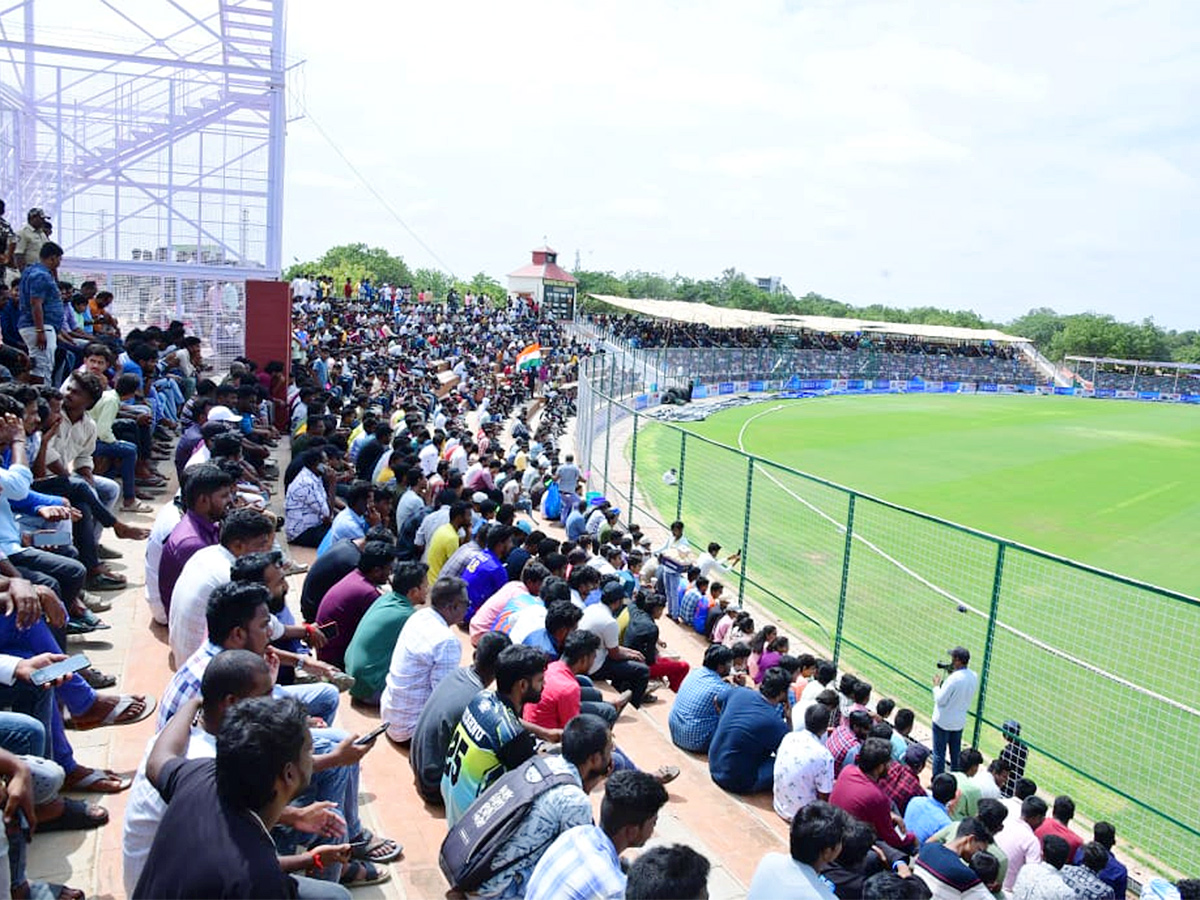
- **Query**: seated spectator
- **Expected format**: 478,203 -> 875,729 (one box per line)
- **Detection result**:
1035,795 -> 1084,862
906,772 -> 959,844
1012,834 -> 1074,900
926,798 -> 1011,890
158,464 -> 234,615
830,737 -> 917,853
474,714 -> 614,899
409,633 -> 509,805
580,581 -> 652,707
380,576 -> 468,743
912,817 -> 995,900
668,643 -> 736,753
314,541 -> 397,669
708,667 -> 791,795
315,480 -> 376,555
823,816 -> 891,899
1081,822 -> 1127,900
621,591 -> 690,693
512,591 -> 578,657
1060,841 -> 1116,900
774,702 -> 835,823
747,800 -> 846,900
440,644 -> 544,826
625,844 -> 712,900
997,795 -> 1046,892
285,448 -> 334,547
951,748 -> 985,820
462,525 -> 516,623
827,709 -> 873,776
343,560 -> 428,704
299,526 -> 394,623
879,743 -> 931,817
524,770 -> 669,900
468,559 -> 548,645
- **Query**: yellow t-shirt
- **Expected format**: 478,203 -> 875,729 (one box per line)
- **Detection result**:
514,450 -> 527,473
427,522 -> 461,584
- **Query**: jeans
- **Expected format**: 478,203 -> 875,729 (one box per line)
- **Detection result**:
931,723 -> 962,777
0,645 -> 78,774
11,547 -> 87,609
593,657 -> 651,708
94,439 -> 138,500
276,731 -> 361,885
0,712 -> 46,759
281,682 -> 340,728
32,474 -> 119,572
294,875 -> 351,900
575,676 -> 619,725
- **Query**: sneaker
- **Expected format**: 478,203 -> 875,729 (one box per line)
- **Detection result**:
327,670 -> 356,693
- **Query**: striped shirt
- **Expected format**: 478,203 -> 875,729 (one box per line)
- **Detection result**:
524,824 -> 625,900
380,607 -> 462,742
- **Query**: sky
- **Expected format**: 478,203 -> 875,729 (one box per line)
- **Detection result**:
23,0 -> 1199,329
279,0 -> 1200,330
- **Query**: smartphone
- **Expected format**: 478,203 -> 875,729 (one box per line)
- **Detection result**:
31,654 -> 90,686
32,530 -> 68,548
353,722 -> 388,746
317,621 -> 339,640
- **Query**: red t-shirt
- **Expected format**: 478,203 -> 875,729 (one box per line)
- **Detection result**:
522,659 -> 580,729
1034,817 -> 1084,861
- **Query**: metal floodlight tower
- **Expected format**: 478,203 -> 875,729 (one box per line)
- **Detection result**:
0,0 -> 294,368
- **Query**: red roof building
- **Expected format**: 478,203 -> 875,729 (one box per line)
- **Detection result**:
507,245 -> 578,320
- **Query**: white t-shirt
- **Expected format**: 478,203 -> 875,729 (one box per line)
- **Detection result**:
932,667 -> 979,732
168,544 -> 235,666
123,725 -> 216,894
579,604 -> 619,675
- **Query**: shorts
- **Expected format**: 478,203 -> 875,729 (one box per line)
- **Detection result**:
17,327 -> 55,380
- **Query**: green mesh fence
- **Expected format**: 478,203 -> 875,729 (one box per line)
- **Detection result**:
578,363 -> 1200,877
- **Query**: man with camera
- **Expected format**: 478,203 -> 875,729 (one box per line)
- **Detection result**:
932,646 -> 978,777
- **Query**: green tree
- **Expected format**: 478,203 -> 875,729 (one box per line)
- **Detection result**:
413,268 -> 452,300
285,242 -> 413,288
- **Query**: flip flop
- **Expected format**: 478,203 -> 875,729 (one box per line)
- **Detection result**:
71,693 -> 156,731
339,860 -> 391,888
120,500 -> 153,513
81,667 -> 116,689
352,835 -> 403,863
63,767 -> 132,793
86,572 -> 126,591
72,609 -> 111,629
36,797 -> 109,832
27,881 -> 85,900
653,765 -> 680,785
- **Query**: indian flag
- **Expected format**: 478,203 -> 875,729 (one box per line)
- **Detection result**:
516,343 -> 542,371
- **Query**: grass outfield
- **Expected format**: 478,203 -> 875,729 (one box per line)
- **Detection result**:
625,393 -> 1200,875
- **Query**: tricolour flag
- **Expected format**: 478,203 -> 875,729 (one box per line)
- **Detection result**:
516,343 -> 542,371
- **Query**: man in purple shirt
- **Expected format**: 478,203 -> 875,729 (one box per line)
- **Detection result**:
462,525 -> 515,623
158,465 -> 233,615
314,541 -> 398,669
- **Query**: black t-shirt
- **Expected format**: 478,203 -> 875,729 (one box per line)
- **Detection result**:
133,758 -> 296,899
300,539 -> 361,621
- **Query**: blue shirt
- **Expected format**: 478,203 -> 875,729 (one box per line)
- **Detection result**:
16,263 -> 62,331
707,688 -> 789,793
316,506 -> 366,555
462,549 -> 508,622
904,794 -> 952,844
0,463 -> 33,556
565,509 -> 586,541
668,667 -> 735,753
521,628 -> 560,660
524,824 -> 625,900
678,587 -> 703,626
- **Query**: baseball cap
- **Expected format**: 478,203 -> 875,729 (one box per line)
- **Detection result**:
904,744 -> 931,768
471,491 -> 488,504
948,646 -> 970,664
606,507 -> 621,518
1002,719 -> 1021,737
28,207 -> 49,220
206,405 -> 240,423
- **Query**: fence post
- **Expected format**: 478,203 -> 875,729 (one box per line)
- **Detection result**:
972,543 -> 1006,746
676,432 -> 687,521
627,412 -> 639,527
737,457 -> 755,608
602,394 -> 613,496
832,494 -> 856,663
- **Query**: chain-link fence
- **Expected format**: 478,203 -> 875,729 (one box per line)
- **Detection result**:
577,351 -> 1200,878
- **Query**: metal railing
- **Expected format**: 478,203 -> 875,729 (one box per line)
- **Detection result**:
576,351 -> 1200,878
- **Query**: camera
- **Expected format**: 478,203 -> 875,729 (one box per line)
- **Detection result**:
935,661 -> 953,671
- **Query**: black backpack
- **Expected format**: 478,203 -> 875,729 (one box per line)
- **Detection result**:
438,754 -> 580,892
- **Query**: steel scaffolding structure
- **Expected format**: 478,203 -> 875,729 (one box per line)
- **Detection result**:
0,0 -> 290,367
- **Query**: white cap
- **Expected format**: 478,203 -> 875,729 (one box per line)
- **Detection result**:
207,406 -> 240,423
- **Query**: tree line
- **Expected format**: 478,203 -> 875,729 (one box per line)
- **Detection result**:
284,245 -> 1199,363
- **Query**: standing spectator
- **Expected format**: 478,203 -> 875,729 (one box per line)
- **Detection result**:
708,667 -> 791,795
17,241 -> 61,384
773,703 -> 835,822
524,770 -> 668,900
747,801 -> 846,900
440,645 -> 544,827
931,646 -> 978,777
998,719 -> 1028,798
409,633 -> 509,805
380,576 -> 468,743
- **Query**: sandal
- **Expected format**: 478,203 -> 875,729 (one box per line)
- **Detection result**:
72,609 -> 111,629
653,765 -> 680,785
86,572 -> 126,591
69,693 -> 156,731
339,860 -> 391,888
81,667 -> 117,689
351,834 -> 403,863
96,545 -> 123,561
120,500 -> 153,514
63,766 -> 132,793
23,882 -> 84,900
37,797 -> 109,832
